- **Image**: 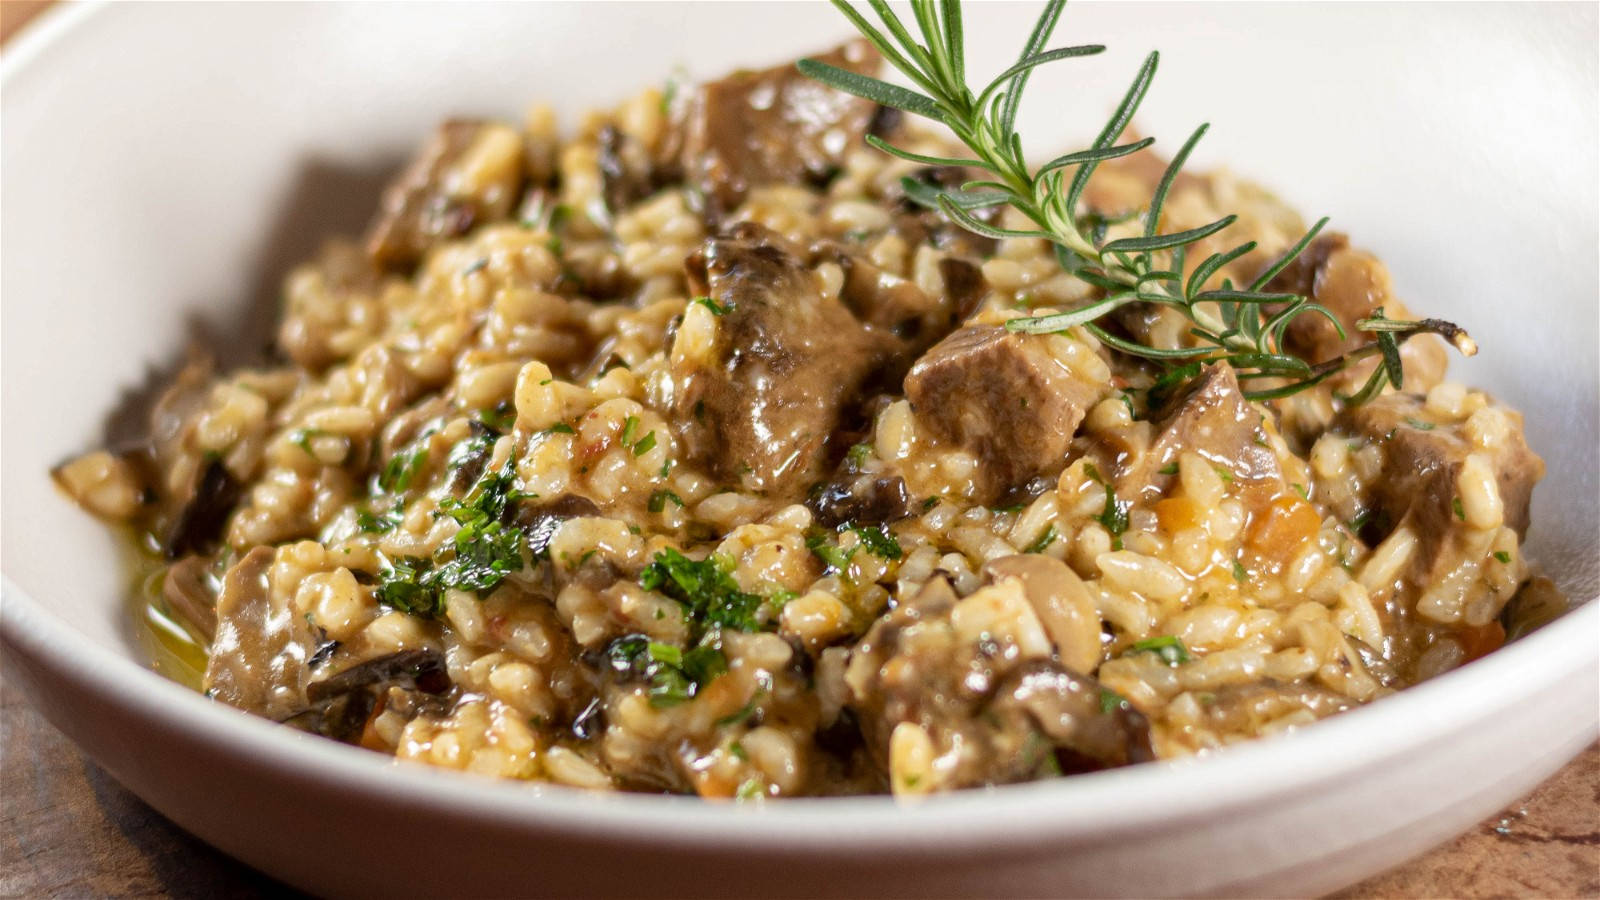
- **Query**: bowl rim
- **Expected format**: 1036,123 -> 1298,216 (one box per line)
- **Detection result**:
2,0 -> 1596,854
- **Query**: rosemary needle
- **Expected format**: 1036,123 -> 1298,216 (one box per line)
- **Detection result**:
799,0 -> 1473,402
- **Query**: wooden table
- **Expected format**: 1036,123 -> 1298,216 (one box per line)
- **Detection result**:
3,4 -> 1597,897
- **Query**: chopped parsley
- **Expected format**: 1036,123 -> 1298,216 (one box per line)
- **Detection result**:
715,693 -> 762,727
847,442 -> 873,468
806,531 -> 855,573
1404,416 -> 1436,431
476,402 -> 517,432
605,634 -> 730,708
290,427 -> 329,456
1348,509 -> 1373,532
922,496 -> 941,511
735,778 -> 765,800
1231,559 -> 1248,582
639,548 -> 764,634
1493,550 -> 1512,564
1084,463 -> 1129,547
691,296 -> 732,316
544,422 -> 576,436
647,489 -> 684,513
1157,462 -> 1179,476
1128,635 -> 1192,666
848,523 -> 902,560
619,416 -> 656,456
356,508 -> 403,534
1290,482 -> 1310,501
374,461 -> 532,618
1212,464 -> 1235,484
1453,497 -> 1466,521
375,556 -> 441,616
1098,688 -> 1130,715
728,740 -> 749,761
378,440 -> 430,494
1023,524 -> 1058,554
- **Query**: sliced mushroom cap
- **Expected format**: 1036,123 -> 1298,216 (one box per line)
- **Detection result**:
204,546 -> 317,719
987,661 -> 1155,773
162,555 -> 219,641
282,649 -> 453,745
982,555 -> 1102,675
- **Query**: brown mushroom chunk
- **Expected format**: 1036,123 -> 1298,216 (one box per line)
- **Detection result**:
808,471 -> 916,528
515,493 -> 603,557
888,166 -> 1000,260
364,119 -> 526,269
845,577 -> 1149,790
1116,363 -> 1282,504
674,40 -> 882,218
986,661 -> 1155,775
284,649 -> 453,744
809,243 -> 985,360
204,547 -> 317,719
165,456 -> 242,559
670,223 -> 902,495
904,325 -> 1104,504
597,123 -> 661,214
982,555 -> 1101,675
1338,392 -> 1543,577
162,555 -> 219,641
1259,232 -> 1447,390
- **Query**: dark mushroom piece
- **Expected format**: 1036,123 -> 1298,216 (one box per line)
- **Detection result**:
364,119 -> 526,270
165,456 -> 241,559
162,555 -> 219,641
846,576 -> 1150,790
282,649 -> 453,744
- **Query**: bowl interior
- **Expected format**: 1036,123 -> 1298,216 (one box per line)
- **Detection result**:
2,0 -> 1595,709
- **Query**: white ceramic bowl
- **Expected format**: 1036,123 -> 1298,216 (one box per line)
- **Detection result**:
3,3 -> 1596,897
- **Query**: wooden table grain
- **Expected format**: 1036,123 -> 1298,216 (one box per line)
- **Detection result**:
3,3 -> 1597,898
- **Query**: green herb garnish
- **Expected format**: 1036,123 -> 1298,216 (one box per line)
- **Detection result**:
378,440 -> 430,494
691,296 -> 732,316
1128,635 -> 1191,666
1453,497 -> 1466,521
648,490 -> 685,513
1084,463 -> 1128,543
1493,550 -> 1512,564
1023,523 -> 1058,554
799,0 -> 1475,402
477,402 -> 517,432
806,531 -> 856,573
639,548 -> 765,634
849,523 -> 903,560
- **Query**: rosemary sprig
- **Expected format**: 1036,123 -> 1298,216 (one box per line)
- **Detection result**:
799,0 -> 1474,401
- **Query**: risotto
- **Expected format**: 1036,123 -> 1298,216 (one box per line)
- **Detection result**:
55,39 -> 1550,798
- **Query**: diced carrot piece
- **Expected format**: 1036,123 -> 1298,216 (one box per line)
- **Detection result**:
1246,495 -> 1322,565
1457,620 -> 1506,662
1154,496 -> 1204,534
